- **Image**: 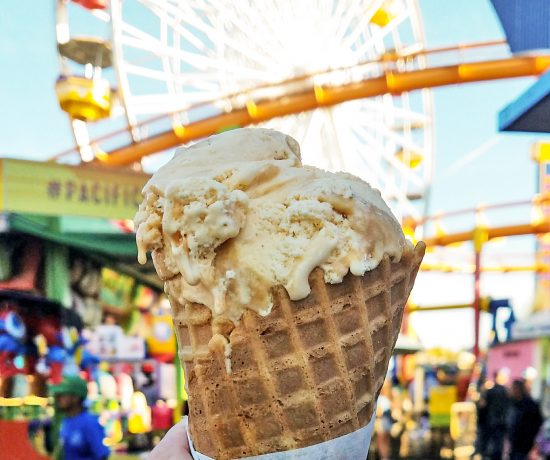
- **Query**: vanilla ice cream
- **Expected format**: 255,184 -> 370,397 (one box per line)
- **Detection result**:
135,128 -> 409,324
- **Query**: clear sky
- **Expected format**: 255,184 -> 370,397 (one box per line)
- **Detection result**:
1,0 -> 548,350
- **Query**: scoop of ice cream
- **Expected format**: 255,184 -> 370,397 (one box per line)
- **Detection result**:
135,128 -> 408,323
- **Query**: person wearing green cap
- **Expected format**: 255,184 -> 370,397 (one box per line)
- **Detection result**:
50,375 -> 110,460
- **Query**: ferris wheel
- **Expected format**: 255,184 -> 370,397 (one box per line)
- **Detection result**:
55,0 -> 434,221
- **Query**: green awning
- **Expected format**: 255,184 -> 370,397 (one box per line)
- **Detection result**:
2,213 -> 161,289
7,213 -> 137,258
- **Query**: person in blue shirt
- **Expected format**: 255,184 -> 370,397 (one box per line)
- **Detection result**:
51,375 -> 110,460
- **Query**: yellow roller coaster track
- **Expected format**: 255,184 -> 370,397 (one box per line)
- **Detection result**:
418,194 -> 550,274
52,40 -> 550,167
423,221 -> 550,247
420,263 -> 550,273
419,194 -> 550,246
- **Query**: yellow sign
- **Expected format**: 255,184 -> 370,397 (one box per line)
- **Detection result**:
0,158 -> 149,220
532,142 -> 550,162
535,156 -> 550,311
429,385 -> 457,427
147,313 -> 177,359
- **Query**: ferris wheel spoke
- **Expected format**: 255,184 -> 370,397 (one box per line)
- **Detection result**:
331,0 -> 351,22
262,117 -> 286,136
364,158 -> 409,207
122,62 -> 221,90
362,117 -> 425,156
296,113 -> 316,144
140,0 -> 218,39
214,33 -> 289,78
406,0 -> 425,44
153,89 -> 222,104
334,0 -> 382,45
346,125 -> 380,176
147,4 -> 215,57
353,13 -> 409,58
120,35 -> 274,80
130,91 -> 222,108
391,20 -> 404,53
358,100 -> 428,125
119,10 -> 219,67
128,94 -> 219,115
219,2 -> 276,48
205,2 -> 291,75
340,4 -> 399,53
326,108 -> 374,175
126,64 -> 174,81
397,91 -> 417,132
120,35 -> 208,70
269,112 -> 312,143
318,1 -> 351,46
260,4 -> 316,57
351,122 -> 425,189
319,0 -> 337,16
347,125 -> 419,217
295,110 -> 327,168
304,110 -> 341,171
295,113 -> 316,144
118,27 -> 214,70
323,109 -> 350,171
119,14 -> 171,44
361,102 -> 428,127
158,7 -> 179,97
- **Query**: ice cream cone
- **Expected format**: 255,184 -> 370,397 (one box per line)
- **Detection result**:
160,242 -> 425,459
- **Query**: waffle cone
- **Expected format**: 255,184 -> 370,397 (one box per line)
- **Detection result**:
160,242 -> 425,459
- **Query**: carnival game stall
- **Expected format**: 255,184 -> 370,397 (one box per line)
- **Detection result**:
0,158 -> 183,456
486,310 -> 550,415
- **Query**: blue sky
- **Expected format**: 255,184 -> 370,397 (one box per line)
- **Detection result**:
1,0 -> 547,350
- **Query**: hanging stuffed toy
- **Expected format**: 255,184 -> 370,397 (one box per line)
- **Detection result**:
61,326 -> 87,376
0,310 -> 26,378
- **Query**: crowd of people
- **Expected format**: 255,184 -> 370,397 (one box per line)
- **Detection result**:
46,370 -> 548,460
476,376 -> 545,460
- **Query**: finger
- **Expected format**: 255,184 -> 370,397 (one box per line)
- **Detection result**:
149,420 -> 193,460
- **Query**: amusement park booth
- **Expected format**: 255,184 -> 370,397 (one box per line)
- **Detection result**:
0,158 -> 183,456
486,311 -> 550,418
